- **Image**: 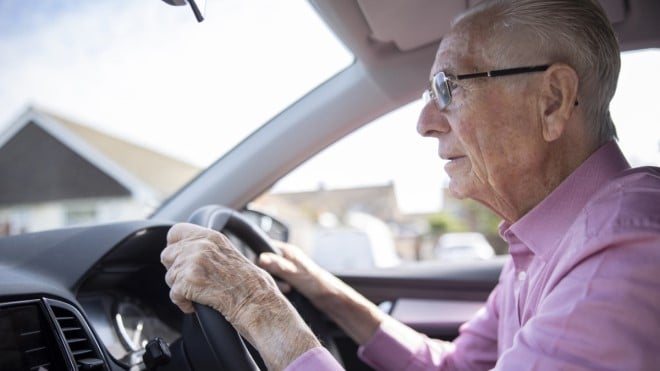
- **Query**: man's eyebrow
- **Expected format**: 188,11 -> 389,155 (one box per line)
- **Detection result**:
431,65 -> 456,77
445,64 -> 487,77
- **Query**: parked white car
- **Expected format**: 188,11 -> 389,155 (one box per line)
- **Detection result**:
434,232 -> 495,261
312,212 -> 401,271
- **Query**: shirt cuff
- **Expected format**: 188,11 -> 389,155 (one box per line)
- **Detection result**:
357,318 -> 427,371
284,346 -> 344,371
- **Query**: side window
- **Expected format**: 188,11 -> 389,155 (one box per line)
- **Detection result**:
252,101 -> 504,272
253,49 -> 660,272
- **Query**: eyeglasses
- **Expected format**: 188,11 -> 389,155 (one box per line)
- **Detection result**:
423,64 -> 550,111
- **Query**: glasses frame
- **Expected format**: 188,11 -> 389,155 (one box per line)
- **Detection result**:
424,64 -> 550,110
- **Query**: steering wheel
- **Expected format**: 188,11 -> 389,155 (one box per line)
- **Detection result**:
182,205 -> 335,371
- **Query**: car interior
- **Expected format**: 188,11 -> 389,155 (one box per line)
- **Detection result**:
0,0 -> 658,370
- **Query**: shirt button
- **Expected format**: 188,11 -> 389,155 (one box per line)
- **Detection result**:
518,271 -> 527,281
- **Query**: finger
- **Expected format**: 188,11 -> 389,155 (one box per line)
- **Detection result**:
272,241 -> 300,260
164,264 -> 179,288
162,226 -> 230,269
169,286 -> 194,314
271,242 -> 322,276
259,252 -> 299,276
168,223 -> 223,245
275,280 -> 292,294
166,223 -> 197,244
160,242 -> 181,269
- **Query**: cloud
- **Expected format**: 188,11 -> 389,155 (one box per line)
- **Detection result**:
0,0 -> 352,167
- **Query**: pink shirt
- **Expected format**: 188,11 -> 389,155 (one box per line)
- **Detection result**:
286,142 -> 660,370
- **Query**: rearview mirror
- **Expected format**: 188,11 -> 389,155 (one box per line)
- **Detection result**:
161,0 -> 206,22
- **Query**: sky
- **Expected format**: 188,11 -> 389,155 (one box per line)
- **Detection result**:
0,0 -> 353,167
0,0 -> 658,214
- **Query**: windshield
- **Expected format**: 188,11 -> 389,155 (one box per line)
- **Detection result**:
0,0 -> 352,234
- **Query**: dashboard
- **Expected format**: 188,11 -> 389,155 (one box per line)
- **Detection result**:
0,220 -> 183,370
79,293 -> 180,368
0,214 -> 500,371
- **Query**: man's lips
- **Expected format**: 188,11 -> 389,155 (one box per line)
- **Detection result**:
440,154 -> 466,161
442,155 -> 468,172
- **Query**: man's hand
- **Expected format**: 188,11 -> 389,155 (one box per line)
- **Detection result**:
259,242 -> 387,345
161,223 -> 277,323
160,223 -> 320,371
258,241 -> 340,304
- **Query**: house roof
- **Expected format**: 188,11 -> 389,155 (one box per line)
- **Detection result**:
44,110 -> 200,197
255,183 -> 402,222
0,106 -> 200,206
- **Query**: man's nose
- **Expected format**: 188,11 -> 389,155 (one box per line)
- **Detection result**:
417,101 -> 450,137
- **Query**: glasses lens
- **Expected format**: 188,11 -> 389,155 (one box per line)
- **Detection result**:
422,88 -> 432,104
433,73 -> 451,109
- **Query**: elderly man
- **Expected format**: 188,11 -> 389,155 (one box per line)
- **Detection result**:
161,0 -> 660,370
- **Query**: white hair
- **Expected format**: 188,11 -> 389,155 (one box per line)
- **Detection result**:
456,0 -> 621,144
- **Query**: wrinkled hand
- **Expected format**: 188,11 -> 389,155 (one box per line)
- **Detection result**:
160,223 -> 321,371
259,242 -> 351,310
160,223 -> 280,328
259,242 -> 386,345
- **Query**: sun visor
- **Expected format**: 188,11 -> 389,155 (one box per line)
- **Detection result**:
356,0 -> 467,51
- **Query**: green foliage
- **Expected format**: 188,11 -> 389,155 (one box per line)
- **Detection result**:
427,199 -> 507,254
427,212 -> 467,235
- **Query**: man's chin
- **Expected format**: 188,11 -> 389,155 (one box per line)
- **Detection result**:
447,181 -> 470,200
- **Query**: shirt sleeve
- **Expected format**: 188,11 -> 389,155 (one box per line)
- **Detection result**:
284,347 -> 345,371
358,286 -> 501,371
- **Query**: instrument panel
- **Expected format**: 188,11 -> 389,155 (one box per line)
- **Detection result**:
80,294 -> 180,369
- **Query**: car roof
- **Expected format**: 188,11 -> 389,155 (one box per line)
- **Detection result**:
316,0 -> 660,102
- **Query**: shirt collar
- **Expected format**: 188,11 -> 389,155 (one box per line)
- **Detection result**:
502,141 -> 630,259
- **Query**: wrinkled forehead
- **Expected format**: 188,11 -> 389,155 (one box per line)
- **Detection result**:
430,21 -> 495,77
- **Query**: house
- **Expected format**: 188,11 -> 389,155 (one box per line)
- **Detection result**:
253,183 -> 427,265
255,182 -> 402,223
0,106 -> 199,235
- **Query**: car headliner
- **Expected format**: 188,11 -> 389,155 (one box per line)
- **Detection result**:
153,0 -> 660,222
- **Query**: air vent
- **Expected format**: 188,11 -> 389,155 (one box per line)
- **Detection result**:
46,299 -> 107,371
0,300 -> 67,371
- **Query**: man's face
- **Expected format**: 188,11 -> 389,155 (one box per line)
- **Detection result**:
417,28 -> 547,214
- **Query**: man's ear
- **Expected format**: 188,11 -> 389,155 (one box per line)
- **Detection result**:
538,64 -> 579,142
